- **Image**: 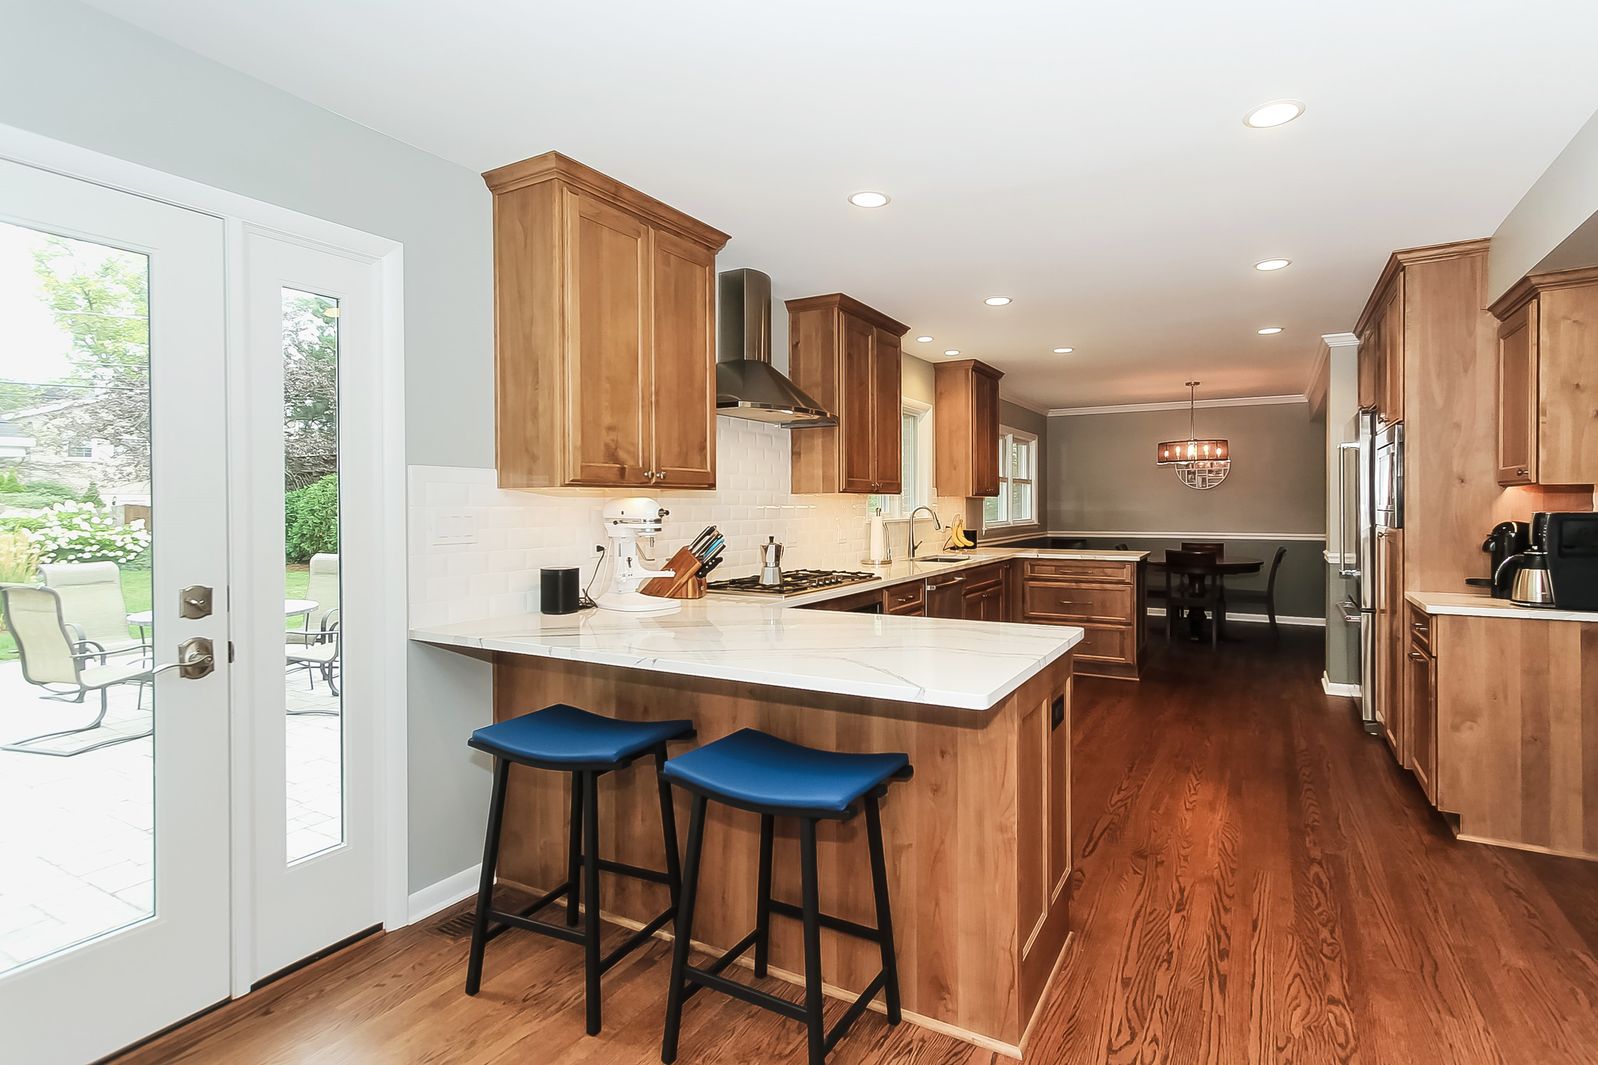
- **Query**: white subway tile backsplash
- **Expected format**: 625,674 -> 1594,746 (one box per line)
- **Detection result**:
408,420 -> 965,625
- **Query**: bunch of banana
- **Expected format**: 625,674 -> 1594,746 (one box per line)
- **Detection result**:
946,516 -> 976,549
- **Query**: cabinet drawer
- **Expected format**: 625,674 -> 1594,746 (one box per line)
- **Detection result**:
882,581 -> 926,614
1023,559 -> 1132,584
1023,580 -> 1133,623
963,563 -> 1005,592
1074,624 -> 1134,665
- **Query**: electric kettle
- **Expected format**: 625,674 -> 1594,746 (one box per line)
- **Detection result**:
1495,549 -> 1555,607
758,536 -> 785,587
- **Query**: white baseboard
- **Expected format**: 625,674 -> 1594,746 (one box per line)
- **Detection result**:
1321,673 -> 1362,698
1147,606 -> 1325,628
407,864 -> 481,924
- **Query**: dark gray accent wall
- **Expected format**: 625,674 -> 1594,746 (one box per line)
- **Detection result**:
1045,400 -> 1326,620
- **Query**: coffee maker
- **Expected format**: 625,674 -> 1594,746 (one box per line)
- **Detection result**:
1477,520 -> 1530,598
1493,513 -> 1555,608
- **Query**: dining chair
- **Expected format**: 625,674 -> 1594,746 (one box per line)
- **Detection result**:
1164,549 -> 1224,648
1228,546 -> 1288,636
1180,541 -> 1225,557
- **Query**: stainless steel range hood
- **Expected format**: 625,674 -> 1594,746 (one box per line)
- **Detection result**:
716,269 -> 836,427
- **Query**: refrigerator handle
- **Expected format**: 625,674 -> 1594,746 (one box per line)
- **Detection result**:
1336,441 -> 1361,578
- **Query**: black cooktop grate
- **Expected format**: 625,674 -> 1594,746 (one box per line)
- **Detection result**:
706,569 -> 877,596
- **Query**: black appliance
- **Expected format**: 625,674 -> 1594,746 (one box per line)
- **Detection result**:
1474,520 -> 1531,598
707,569 -> 875,597
1543,512 -> 1598,611
540,567 -> 581,614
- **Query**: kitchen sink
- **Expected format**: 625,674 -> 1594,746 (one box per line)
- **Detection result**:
917,554 -> 978,563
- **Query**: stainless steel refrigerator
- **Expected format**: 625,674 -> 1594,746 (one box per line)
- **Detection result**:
1337,407 -> 1401,734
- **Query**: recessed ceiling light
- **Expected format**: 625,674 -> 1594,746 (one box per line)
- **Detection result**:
1053,347 -> 1073,354
1257,326 -> 1283,335
915,335 -> 933,343
848,190 -> 890,208
943,349 -> 960,356
1243,100 -> 1305,128
984,296 -> 1012,306
1254,258 -> 1292,272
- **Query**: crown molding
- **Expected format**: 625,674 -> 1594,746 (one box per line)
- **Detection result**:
1047,394 -> 1308,417
1321,331 -> 1359,347
997,391 -> 1049,417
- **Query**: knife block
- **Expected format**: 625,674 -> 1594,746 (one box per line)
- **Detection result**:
641,546 -> 707,600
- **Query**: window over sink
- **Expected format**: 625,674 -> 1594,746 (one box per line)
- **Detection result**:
869,399 -> 932,518
983,426 -> 1036,528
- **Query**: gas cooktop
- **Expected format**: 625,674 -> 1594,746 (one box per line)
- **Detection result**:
706,569 -> 877,597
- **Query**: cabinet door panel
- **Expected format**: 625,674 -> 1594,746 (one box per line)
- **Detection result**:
1496,300 -> 1536,485
839,315 -> 876,493
650,229 -> 716,487
1407,640 -> 1437,805
565,191 -> 651,486
873,327 -> 903,493
1381,279 -> 1404,424
974,371 -> 1000,497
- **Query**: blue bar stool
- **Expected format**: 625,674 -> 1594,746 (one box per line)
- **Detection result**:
659,728 -> 913,1065
465,703 -> 695,1035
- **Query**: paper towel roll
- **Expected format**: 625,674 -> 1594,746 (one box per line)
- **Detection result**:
869,512 -> 888,564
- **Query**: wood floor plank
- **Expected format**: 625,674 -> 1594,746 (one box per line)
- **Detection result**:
110,627 -> 1598,1065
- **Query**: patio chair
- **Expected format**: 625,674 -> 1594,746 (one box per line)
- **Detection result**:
288,553 -> 340,647
286,621 -> 340,706
1,584 -> 154,756
40,561 -> 149,668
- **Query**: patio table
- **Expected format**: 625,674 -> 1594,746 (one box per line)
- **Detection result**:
128,599 -> 317,641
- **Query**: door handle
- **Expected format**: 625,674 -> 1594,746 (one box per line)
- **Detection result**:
148,637 -> 216,680
179,585 -> 213,619
1408,651 -> 1428,663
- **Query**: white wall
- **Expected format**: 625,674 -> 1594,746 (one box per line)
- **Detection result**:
3,0 -> 494,892
1489,107 -> 1598,299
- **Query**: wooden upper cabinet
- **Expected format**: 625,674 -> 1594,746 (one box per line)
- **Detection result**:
1490,267 -> 1598,488
483,152 -> 729,490
1356,273 -> 1404,425
786,294 -> 909,494
934,359 -> 1004,497
1495,300 -> 1537,485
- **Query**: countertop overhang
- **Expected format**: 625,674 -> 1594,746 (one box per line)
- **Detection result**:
408,548 -> 1134,710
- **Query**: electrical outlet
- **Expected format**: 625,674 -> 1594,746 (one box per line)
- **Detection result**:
432,510 -> 477,546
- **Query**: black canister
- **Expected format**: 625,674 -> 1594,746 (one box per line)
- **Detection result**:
540,567 -> 581,614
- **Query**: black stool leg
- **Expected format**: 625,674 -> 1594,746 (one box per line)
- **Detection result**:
753,813 -> 774,978
799,817 -> 825,1065
581,770 -> 603,1035
662,794 -> 707,1065
465,757 -> 510,996
865,795 -> 901,1024
566,771 -> 584,926
655,750 -> 682,911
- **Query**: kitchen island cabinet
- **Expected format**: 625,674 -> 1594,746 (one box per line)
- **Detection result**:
414,603 -> 1079,1054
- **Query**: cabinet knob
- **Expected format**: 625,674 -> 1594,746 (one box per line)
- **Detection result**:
1516,467 -> 1528,477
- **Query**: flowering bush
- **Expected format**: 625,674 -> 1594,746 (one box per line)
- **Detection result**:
30,501 -> 151,565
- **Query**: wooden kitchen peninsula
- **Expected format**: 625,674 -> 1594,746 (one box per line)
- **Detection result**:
413,603 -> 1082,1055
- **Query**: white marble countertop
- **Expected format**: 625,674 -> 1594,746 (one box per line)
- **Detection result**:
732,546 -> 1148,608
1406,589 -> 1598,623
410,600 -> 1083,711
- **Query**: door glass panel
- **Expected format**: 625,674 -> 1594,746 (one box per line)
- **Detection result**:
281,287 -> 343,864
0,221 -> 155,974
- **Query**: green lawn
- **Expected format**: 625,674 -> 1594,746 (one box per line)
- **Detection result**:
0,563 -> 312,660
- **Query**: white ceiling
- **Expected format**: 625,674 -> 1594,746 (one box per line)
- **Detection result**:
88,0 -> 1598,409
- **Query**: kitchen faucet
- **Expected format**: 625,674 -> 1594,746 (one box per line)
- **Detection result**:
909,506 -> 942,558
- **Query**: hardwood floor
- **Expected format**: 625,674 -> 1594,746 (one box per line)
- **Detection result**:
113,626 -> 1598,1065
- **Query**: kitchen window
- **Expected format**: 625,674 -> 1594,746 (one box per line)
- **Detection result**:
870,400 -> 931,519
983,426 -> 1037,528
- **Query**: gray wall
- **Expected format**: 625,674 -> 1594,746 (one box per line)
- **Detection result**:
1490,107 -> 1598,300
4,0 -> 495,892
1046,400 -> 1326,620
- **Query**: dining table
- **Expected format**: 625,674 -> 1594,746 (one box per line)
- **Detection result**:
1152,552 -> 1264,641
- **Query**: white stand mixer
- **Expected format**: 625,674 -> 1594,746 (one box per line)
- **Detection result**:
595,497 -> 681,615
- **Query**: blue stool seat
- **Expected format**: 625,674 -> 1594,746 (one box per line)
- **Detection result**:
469,703 -> 694,769
662,728 -> 910,816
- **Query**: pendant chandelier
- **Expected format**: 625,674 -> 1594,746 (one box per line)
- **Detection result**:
1155,381 -> 1231,490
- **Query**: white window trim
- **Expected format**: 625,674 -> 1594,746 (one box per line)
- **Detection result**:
984,424 -> 1038,530
875,397 -> 933,523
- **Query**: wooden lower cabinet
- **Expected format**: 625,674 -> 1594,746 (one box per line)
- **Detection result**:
883,580 -> 926,616
1019,558 -> 1145,680
962,562 -> 1008,622
1406,609 -> 1598,862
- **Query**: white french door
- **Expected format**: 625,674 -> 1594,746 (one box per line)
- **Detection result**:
237,230 -> 382,982
0,161 -> 232,1063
